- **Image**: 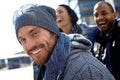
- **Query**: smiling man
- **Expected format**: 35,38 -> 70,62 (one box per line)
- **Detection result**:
13,4 -> 115,80
93,1 -> 120,79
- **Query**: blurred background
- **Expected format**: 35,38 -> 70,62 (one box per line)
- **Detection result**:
0,0 -> 119,80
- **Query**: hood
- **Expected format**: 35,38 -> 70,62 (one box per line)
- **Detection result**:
67,34 -> 92,51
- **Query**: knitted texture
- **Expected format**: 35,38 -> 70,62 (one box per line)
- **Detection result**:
14,4 -> 60,37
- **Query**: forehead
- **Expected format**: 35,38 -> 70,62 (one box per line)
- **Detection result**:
56,6 -> 66,11
94,3 -> 111,13
18,26 -> 38,32
18,26 -> 40,36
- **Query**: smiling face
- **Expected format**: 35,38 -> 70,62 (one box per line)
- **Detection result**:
18,25 -> 57,65
93,2 -> 116,32
56,6 -> 72,33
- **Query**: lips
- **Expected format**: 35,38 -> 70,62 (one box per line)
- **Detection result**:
98,21 -> 106,28
56,18 -> 62,23
99,21 -> 106,25
56,17 -> 62,22
31,49 -> 42,55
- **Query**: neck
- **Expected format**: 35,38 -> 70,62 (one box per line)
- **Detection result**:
61,23 -> 72,34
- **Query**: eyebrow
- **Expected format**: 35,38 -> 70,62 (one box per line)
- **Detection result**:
29,28 -> 36,34
18,27 -> 37,39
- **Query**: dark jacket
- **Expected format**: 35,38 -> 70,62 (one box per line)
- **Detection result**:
95,19 -> 120,80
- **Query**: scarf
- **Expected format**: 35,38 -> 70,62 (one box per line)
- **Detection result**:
71,24 -> 82,34
43,33 -> 71,80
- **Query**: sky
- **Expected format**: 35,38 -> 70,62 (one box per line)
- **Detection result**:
0,0 -> 65,58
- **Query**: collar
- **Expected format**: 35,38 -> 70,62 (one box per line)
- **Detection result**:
44,33 -> 71,80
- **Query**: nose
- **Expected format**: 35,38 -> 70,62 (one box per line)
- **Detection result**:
25,39 -> 37,51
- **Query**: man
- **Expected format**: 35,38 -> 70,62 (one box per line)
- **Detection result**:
93,1 -> 120,79
13,4 -> 115,80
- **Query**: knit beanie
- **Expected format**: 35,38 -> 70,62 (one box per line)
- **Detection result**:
13,4 -> 60,37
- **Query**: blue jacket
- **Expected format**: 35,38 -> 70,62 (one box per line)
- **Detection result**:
34,33 -> 115,80
80,24 -> 99,55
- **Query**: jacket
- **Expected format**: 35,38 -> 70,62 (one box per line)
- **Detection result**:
33,23 -> 82,80
95,19 -> 120,79
34,33 -> 115,80
33,24 -> 99,80
58,34 -> 115,80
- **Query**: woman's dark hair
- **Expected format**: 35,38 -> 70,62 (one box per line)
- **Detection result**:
59,4 -> 78,25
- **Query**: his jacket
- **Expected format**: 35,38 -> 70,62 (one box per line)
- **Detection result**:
57,34 -> 115,80
95,19 -> 120,80
34,33 -> 115,80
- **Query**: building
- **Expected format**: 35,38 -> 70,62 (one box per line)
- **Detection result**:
0,51 -> 32,70
64,0 -> 120,25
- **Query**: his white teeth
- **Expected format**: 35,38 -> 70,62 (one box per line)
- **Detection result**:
32,49 -> 41,55
99,21 -> 105,24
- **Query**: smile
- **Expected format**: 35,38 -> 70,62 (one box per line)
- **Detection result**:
31,49 -> 42,55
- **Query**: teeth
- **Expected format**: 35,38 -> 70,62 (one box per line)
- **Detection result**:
31,49 -> 41,55
99,21 -> 105,24
57,19 -> 61,22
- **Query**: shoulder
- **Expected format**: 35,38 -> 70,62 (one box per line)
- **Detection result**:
117,18 -> 120,28
72,54 -> 115,79
88,25 -> 99,32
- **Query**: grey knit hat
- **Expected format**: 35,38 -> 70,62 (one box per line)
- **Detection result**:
13,4 -> 60,37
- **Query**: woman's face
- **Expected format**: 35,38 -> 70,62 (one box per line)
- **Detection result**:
56,6 -> 72,29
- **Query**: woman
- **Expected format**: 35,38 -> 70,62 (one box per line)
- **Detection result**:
56,4 -> 83,34
56,4 -> 99,55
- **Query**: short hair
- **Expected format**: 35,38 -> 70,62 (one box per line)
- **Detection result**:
95,1 -> 115,13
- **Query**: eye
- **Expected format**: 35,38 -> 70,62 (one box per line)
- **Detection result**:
57,10 -> 63,14
94,14 -> 98,18
31,30 -> 40,37
101,12 -> 107,16
18,38 -> 26,45
94,13 -> 98,19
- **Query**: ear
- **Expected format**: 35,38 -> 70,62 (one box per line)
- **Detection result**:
113,12 -> 117,19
